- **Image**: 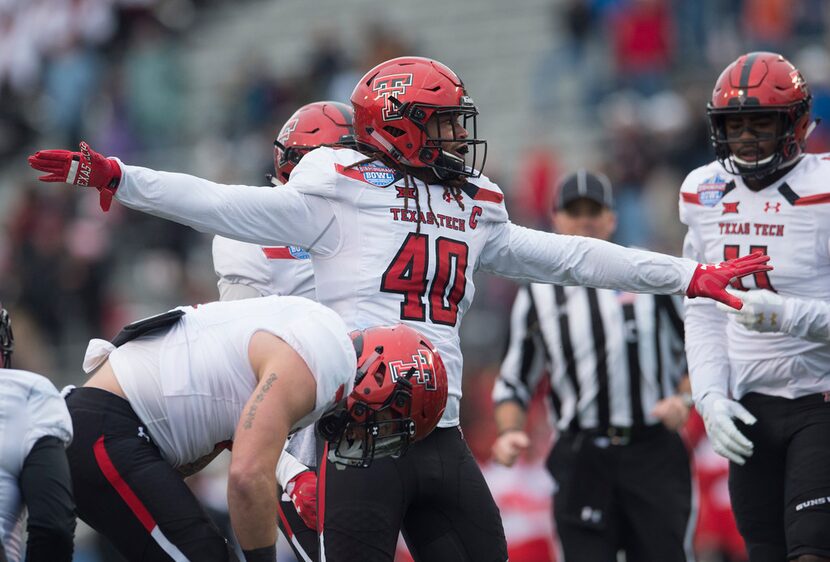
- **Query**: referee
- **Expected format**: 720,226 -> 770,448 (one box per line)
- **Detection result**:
491,170 -> 696,562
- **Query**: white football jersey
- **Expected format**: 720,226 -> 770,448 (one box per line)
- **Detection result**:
0,369 -> 72,562
212,235 -> 315,300
680,154 -> 830,400
115,147 -> 697,426
92,296 -> 355,468
213,234 -> 318,469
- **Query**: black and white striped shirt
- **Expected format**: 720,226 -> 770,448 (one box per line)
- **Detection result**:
493,284 -> 686,431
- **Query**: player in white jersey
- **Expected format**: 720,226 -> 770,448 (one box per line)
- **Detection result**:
30,56 -> 771,562
214,101 -> 355,561
0,304 -> 75,562
63,296 -> 447,562
680,52 -> 830,562
213,101 -> 354,302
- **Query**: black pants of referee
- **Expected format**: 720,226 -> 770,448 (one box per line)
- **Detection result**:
319,426 -> 508,562
729,392 -> 830,561
65,387 -> 239,562
547,424 -> 693,562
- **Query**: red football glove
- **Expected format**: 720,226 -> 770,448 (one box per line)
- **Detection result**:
686,252 -> 773,310
285,470 -> 317,530
28,141 -> 122,212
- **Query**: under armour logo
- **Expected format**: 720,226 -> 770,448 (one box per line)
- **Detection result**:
764,202 -> 781,213
137,426 -> 150,443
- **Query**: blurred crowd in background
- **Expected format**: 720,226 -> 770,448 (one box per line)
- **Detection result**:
1,0 -> 829,560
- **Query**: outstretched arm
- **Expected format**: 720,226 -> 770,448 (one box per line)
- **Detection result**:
28,142 -> 341,255
479,222 -> 770,309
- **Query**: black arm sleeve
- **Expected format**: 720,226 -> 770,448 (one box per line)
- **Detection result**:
19,436 -> 75,562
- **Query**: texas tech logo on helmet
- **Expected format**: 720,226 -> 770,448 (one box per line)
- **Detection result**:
277,118 -> 299,146
372,73 -> 413,121
389,349 -> 438,391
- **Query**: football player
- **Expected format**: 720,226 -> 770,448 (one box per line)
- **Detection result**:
30,56 -> 771,561
212,100 -> 354,561
680,52 -> 830,562
64,297 -> 446,562
0,304 -> 75,562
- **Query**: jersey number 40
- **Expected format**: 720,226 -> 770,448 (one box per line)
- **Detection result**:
381,233 -> 469,326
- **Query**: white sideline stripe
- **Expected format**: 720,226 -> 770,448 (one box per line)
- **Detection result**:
66,159 -> 79,182
150,525 -> 189,561
292,535 -> 313,562
319,531 -> 327,562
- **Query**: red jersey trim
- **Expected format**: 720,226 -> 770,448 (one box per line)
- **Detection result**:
473,187 -> 504,203
681,192 -> 701,205
262,247 -> 296,260
334,163 -> 365,183
460,181 -> 504,204
794,192 -> 830,206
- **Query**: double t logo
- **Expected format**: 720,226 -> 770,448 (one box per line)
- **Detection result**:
373,74 -> 414,121
389,350 -> 438,391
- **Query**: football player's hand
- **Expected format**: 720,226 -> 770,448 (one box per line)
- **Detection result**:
651,395 -> 691,431
686,252 -> 773,310
716,288 -> 785,333
286,470 -> 317,530
698,393 -> 756,465
491,430 -> 529,467
27,141 -> 122,211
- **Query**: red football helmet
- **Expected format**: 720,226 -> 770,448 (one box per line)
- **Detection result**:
707,52 -> 813,178
350,56 -> 487,181
273,101 -> 354,183
316,323 -> 447,467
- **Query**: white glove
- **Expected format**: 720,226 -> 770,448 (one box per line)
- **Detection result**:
698,393 -> 757,465
716,288 -> 785,333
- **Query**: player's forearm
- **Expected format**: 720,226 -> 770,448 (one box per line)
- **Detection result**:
228,468 -> 279,549
115,162 -> 332,249
483,223 -> 697,295
784,296 -> 830,342
494,400 -> 527,434
684,299 -> 731,402
21,437 -> 75,562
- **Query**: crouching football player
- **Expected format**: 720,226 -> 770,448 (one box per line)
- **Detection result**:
64,295 -> 446,562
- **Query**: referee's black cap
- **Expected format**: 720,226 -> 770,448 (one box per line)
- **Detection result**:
555,169 -> 615,211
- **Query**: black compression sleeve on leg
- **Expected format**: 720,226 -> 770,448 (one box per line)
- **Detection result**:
20,436 -> 76,562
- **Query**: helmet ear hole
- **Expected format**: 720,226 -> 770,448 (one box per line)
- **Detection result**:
384,126 -> 406,138
373,363 -> 386,386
